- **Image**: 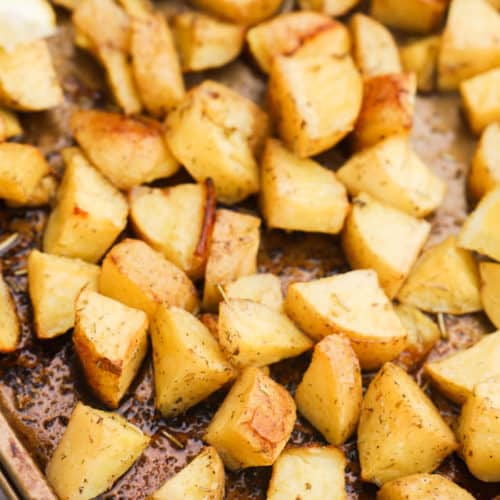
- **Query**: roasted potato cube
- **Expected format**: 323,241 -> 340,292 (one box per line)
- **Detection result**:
298,0 -> 360,16
337,136 -> 445,217
424,331 -> 500,404
190,0 -> 281,25
218,299 -> 312,368
458,375 -> 500,482
0,274 -> 19,353
74,289 -> 148,408
172,12 -> 244,72
46,402 -> 150,500
460,68 -> 500,135
342,193 -> 430,298
438,0 -> 500,90
203,209 -> 260,311
377,474 -> 474,500
28,250 -> 99,339
43,148 -> 128,263
151,447 -> 225,500
131,12 -> 184,116
224,273 -> 283,311
350,13 -> 402,78
166,81 -> 269,204
397,236 -> 482,314
71,110 -> 179,190
130,181 -> 215,279
0,108 -> 22,140
290,24 -> 351,60
6,175 -> 58,208
400,36 -> 440,92
99,238 -> 198,319
204,367 -> 296,469
268,53 -> 362,158
261,139 -> 349,234
267,446 -> 347,500
480,262 -> 500,328
359,363 -> 457,485
116,0 -> 153,17
352,73 -> 416,151
53,0 -> 77,8
458,184 -> 500,261
152,306 -> 235,417
0,143 -> 50,204
468,123 -> 500,201
295,335 -> 362,445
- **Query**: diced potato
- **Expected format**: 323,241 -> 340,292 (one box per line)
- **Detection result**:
377,474 -> 474,500
371,0 -> 448,34
261,139 -> 349,234
267,446 -> 347,500
468,123 -> 500,201
28,250 -> 99,339
458,375 -> 500,482
190,0 -> 281,25
116,0 -> 152,17
480,262 -> 500,328
424,331 -> 500,404
246,12 -> 346,74
337,136 -> 445,217
0,108 -> 22,140
438,0 -> 500,91
71,110 -> 179,190
285,270 -> 408,370
46,402 -> 150,500
129,181 -> 215,279
352,73 -> 416,151
151,306 -> 235,417
295,335 -> 362,445
131,12 -> 184,116
150,447 -> 225,500
298,0 -> 360,16
217,299 -> 312,368
358,363 -> 457,485
291,24 -> 351,59
342,193 -> 430,299
53,0 -> 77,8
74,289 -> 148,408
172,12 -> 244,72
7,175 -> 58,208
43,148 -> 128,263
0,274 -> 19,353
458,184 -> 500,261
268,53 -> 362,158
224,273 -> 283,311
166,81 -> 269,204
460,68 -> 500,135
350,13 -> 402,78
99,238 -> 198,319
203,209 -> 260,311
486,0 -> 500,7
204,367 -> 296,469
0,143 -> 50,204
397,236 -> 482,314
400,36 -> 440,92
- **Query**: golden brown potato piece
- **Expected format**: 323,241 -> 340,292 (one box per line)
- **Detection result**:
342,193 -> 430,299
398,236 -> 482,314
6,175 -> 58,208
224,273 -> 283,311
358,363 -> 457,485
150,447 -> 225,500
261,139 -> 349,234
43,148 -> 128,263
285,270 -> 408,369
53,0 -> 77,8
190,0 -> 281,25
0,273 -> 19,353
203,209 -> 260,311
74,289 -> 148,408
166,80 -> 269,204
99,238 -> 198,319
458,375 -> 500,482
268,53 -> 362,158
438,0 -> 500,91
298,0 -> 360,16
172,12 -> 244,72
0,108 -> 22,141
295,335 -> 362,445
400,36 -> 440,92
337,135 -> 445,217
480,262 -> 500,328
116,0 -> 152,17
267,446 -> 347,500
204,367 -> 296,469
352,72 -> 416,151
28,250 -> 99,339
350,13 -> 402,78
424,331 -> 500,404
46,402 -> 150,500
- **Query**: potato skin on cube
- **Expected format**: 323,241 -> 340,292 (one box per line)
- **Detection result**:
0,273 -> 20,353
190,0 -> 281,25
298,0 -> 360,16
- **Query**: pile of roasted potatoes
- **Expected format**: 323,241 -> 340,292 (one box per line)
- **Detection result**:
0,0 -> 499,498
